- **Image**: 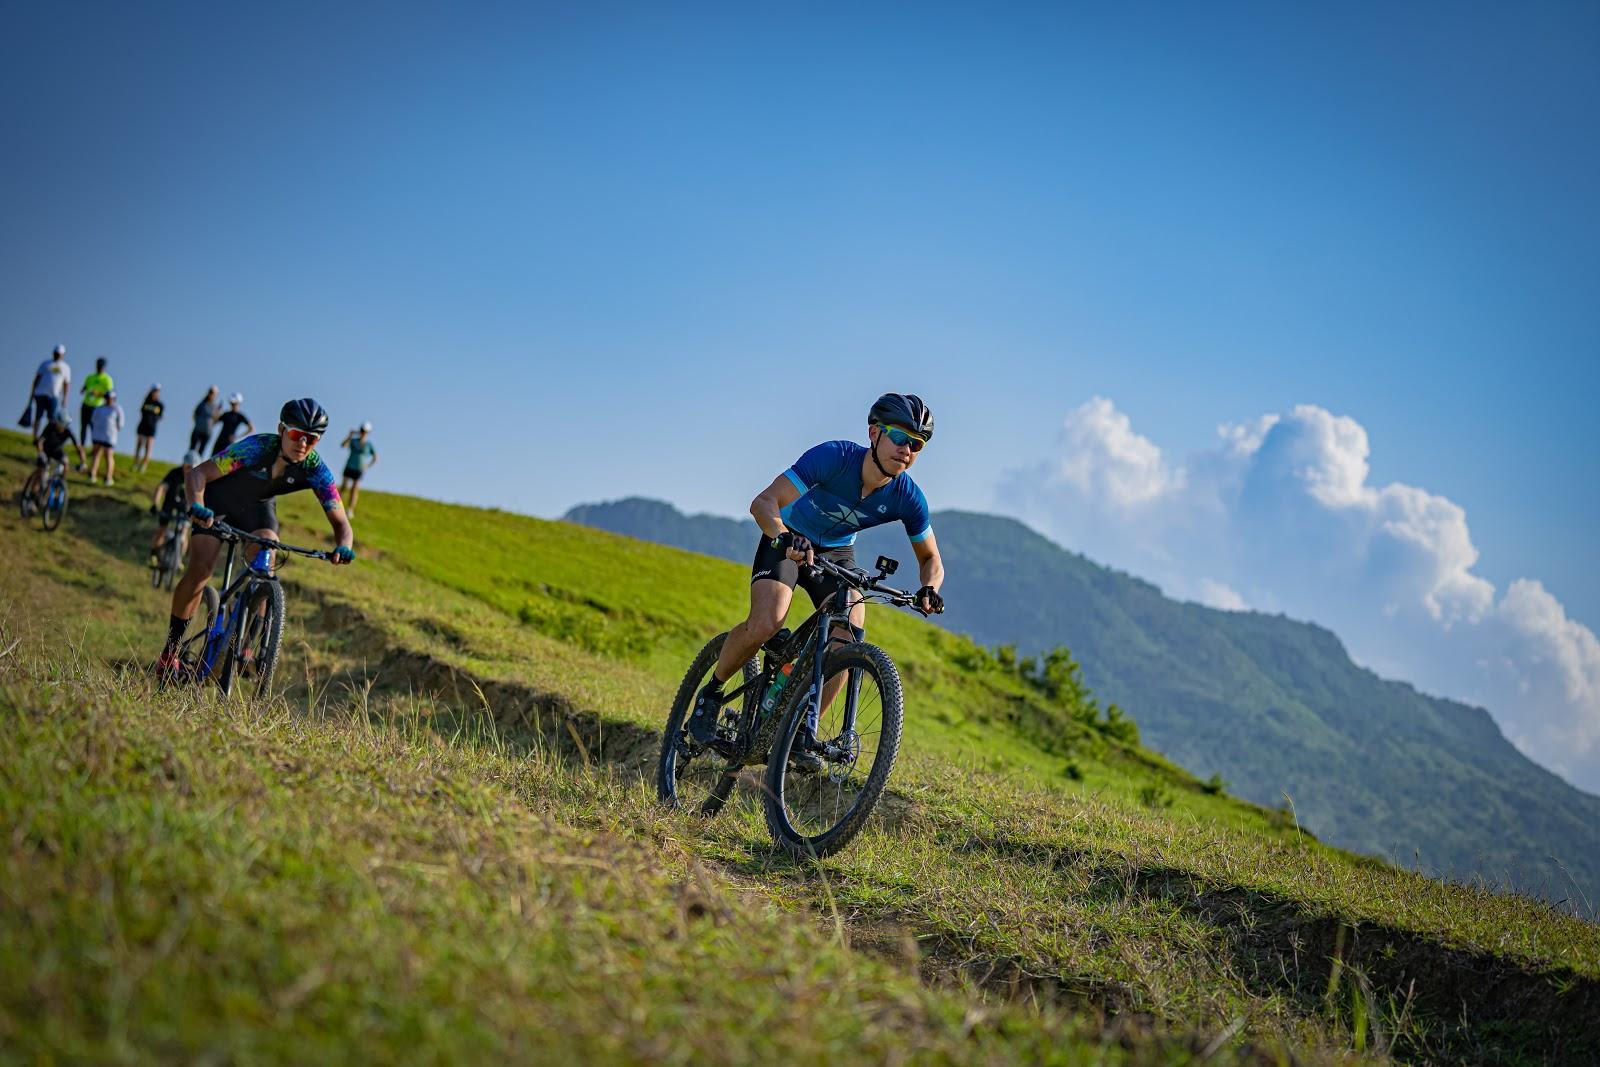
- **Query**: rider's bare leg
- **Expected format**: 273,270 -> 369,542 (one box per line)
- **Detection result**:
171,533 -> 221,620
713,579 -> 792,682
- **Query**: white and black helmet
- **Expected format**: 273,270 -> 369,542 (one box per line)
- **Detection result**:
868,393 -> 934,441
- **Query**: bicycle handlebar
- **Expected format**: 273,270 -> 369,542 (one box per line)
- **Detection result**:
802,555 -> 934,614
194,518 -> 333,561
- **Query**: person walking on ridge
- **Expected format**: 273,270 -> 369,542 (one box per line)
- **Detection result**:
189,386 -> 220,454
155,398 -> 355,677
25,344 -> 71,443
79,357 -> 113,462
134,384 -> 165,471
212,393 -> 253,452
338,422 -> 378,517
87,390 -> 125,485
684,393 -> 946,767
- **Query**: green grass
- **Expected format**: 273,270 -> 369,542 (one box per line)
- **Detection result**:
3,428 -> 1597,1064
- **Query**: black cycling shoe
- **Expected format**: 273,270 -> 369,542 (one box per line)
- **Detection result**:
686,682 -> 726,744
788,726 -> 826,775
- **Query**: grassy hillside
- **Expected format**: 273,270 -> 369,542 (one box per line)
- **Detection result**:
5,430 -> 1598,1064
566,497 -> 1600,909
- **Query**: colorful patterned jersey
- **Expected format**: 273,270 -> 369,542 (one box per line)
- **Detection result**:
211,433 -> 343,512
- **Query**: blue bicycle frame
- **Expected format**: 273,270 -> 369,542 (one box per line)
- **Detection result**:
192,537 -> 276,681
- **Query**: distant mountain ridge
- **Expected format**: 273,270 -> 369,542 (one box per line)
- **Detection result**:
564,496 -> 1600,906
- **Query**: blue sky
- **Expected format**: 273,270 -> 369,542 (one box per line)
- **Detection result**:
4,4 -> 1596,631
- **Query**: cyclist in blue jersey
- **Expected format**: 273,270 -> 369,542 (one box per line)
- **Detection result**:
686,394 -> 946,756
155,398 -> 355,675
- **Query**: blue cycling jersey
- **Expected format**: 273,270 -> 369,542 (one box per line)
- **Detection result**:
780,440 -> 932,549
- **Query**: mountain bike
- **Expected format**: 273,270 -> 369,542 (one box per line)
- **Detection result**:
150,518 -> 188,590
170,520 -> 331,698
658,553 -> 931,860
18,460 -> 68,531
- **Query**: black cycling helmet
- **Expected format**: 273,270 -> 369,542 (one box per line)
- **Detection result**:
279,398 -> 330,434
868,393 -> 934,442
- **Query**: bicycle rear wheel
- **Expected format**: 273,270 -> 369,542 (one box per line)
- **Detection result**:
657,632 -> 757,817
41,480 -> 66,531
762,642 -> 904,860
218,580 -> 284,699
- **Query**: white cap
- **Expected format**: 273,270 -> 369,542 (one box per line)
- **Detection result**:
53,344 -> 66,356
229,392 -> 243,404
361,422 -> 372,432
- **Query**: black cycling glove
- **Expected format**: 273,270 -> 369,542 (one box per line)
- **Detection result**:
916,586 -> 945,614
772,531 -> 813,557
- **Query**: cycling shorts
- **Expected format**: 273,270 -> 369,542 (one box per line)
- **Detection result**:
36,449 -> 65,469
750,536 -> 859,612
203,475 -> 279,534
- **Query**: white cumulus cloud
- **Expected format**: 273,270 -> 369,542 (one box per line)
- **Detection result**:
999,398 -> 1600,794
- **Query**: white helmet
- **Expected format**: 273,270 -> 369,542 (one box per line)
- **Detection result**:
228,392 -> 243,405
53,344 -> 66,356
360,422 -> 372,432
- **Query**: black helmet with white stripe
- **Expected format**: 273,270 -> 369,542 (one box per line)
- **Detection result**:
279,398 -> 329,435
868,393 -> 934,441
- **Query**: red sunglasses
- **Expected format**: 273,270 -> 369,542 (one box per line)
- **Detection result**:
282,426 -> 322,445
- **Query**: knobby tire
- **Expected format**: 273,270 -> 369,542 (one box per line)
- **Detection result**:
218,580 -> 284,699
657,632 -> 757,817
762,642 -> 904,861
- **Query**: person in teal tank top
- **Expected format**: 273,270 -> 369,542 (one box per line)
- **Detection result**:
338,422 -> 379,517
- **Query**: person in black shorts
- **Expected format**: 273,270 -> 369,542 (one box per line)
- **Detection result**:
21,411 -> 85,509
134,384 -> 164,472
156,398 -> 355,675
212,392 -> 253,452
148,450 -> 198,568
189,386 -> 220,454
338,422 -> 378,517
685,394 -> 946,763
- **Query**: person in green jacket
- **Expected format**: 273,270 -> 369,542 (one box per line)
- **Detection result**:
78,357 -> 113,468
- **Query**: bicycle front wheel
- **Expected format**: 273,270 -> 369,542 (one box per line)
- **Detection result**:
41,481 -> 66,531
762,642 -> 904,860
218,580 -> 284,700
657,632 -> 756,817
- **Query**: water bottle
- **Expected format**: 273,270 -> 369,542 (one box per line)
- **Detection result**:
760,662 -> 796,718
250,546 -> 275,575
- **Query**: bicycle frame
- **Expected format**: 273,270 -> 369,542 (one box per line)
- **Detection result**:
192,537 -> 278,681
717,560 -> 908,759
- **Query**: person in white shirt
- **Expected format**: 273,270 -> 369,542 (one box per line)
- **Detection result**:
27,344 -> 71,444
88,390 -> 126,486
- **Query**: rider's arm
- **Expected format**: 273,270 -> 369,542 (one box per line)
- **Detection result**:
326,505 -> 354,549
749,473 -> 802,539
151,481 -> 167,509
185,458 -> 224,511
911,531 -> 944,592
